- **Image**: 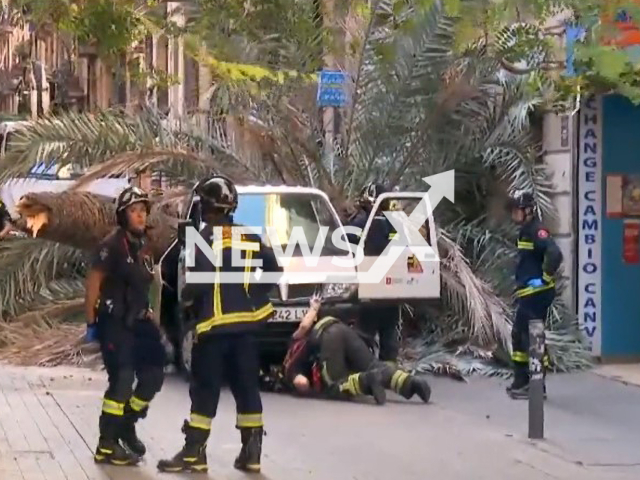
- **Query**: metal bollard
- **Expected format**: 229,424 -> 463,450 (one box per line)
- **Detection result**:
528,318 -> 545,439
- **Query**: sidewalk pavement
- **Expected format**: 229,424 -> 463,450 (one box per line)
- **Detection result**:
593,362 -> 640,387
0,363 -> 637,480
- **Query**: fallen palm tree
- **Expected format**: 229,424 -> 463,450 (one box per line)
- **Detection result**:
0,299 -> 102,368
0,0 -> 592,377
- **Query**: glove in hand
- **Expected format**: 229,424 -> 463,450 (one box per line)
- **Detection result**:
527,278 -> 544,288
84,323 -> 99,343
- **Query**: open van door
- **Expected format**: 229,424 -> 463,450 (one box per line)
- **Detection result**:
356,192 -> 440,301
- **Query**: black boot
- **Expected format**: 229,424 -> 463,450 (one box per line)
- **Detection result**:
157,421 -> 208,473
119,404 -> 146,457
507,362 -> 529,398
358,371 -> 386,405
393,373 -> 431,403
408,376 -> 432,403
94,414 -> 140,466
509,366 -> 548,400
234,427 -> 264,473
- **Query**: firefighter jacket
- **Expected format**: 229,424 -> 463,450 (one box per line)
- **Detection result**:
182,220 -> 282,336
90,227 -> 155,327
346,208 -> 397,255
515,219 -> 563,298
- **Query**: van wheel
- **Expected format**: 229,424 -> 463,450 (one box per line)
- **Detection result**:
179,324 -> 196,376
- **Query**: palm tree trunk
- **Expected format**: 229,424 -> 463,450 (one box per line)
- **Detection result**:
14,191 -> 178,260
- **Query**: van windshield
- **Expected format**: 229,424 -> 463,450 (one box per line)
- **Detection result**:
234,192 -> 344,254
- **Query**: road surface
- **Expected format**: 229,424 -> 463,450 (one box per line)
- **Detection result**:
0,364 -> 639,479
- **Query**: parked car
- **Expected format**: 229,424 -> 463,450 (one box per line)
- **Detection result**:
156,185 -> 441,375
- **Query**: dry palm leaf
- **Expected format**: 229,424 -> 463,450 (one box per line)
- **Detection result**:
0,300 -> 101,368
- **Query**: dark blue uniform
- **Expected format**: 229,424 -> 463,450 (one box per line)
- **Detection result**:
181,220 -> 281,436
511,219 -> 563,387
283,317 -> 430,403
92,228 -> 165,452
347,208 -> 400,363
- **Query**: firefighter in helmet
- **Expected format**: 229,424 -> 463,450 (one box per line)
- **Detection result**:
283,295 -> 431,404
506,191 -> 563,399
346,181 -> 401,364
157,175 -> 282,474
85,186 -> 166,465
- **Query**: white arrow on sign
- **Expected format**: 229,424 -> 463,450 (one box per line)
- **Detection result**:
363,169 -> 456,282
400,169 -> 455,231
423,170 -> 455,209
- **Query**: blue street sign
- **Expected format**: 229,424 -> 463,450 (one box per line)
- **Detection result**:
317,70 -> 348,107
565,24 -> 586,77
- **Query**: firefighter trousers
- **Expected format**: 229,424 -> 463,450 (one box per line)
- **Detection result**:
98,319 -> 166,441
186,332 -> 263,436
357,304 -> 400,363
511,289 -> 555,388
318,322 -> 418,399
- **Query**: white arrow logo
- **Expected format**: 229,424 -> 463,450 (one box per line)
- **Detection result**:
363,170 -> 456,282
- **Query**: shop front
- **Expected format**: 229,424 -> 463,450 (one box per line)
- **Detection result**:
578,94 -> 640,360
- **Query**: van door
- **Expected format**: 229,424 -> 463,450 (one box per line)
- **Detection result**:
356,192 -> 440,301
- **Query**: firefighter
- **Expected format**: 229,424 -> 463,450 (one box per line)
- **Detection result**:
84,186 -> 165,466
283,295 -> 431,404
506,191 -> 563,400
157,175 -> 282,475
346,182 -> 401,365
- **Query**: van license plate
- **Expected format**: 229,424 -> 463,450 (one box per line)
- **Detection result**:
271,308 -> 308,322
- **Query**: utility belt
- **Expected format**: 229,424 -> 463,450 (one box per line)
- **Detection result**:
96,299 -> 148,329
515,277 -> 555,298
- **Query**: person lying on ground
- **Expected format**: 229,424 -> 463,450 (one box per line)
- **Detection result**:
282,294 -> 431,405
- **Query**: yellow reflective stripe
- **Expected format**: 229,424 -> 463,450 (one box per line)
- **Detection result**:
321,362 -> 332,384
516,282 -> 554,297
129,396 -> 148,412
339,374 -> 361,395
196,303 -> 275,335
313,316 -> 339,333
244,250 -> 253,292
211,239 -> 259,252
189,412 -> 212,430
388,232 -> 398,239
102,398 -> 124,416
542,272 -> 554,283
517,241 -> 534,250
390,370 -> 410,392
237,413 -> 264,428
213,266 -> 222,318
512,351 -> 528,362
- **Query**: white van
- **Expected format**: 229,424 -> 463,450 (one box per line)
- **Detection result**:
160,184 -> 440,373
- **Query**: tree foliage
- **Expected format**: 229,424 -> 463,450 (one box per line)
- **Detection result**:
456,0 -> 640,104
0,0 -> 593,376
185,0 -> 326,73
11,0 -> 162,61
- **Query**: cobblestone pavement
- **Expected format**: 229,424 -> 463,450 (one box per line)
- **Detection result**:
0,364 -> 637,480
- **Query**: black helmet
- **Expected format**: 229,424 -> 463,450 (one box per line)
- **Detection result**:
115,186 -> 150,228
507,190 -> 536,210
195,175 -> 238,215
360,182 -> 389,204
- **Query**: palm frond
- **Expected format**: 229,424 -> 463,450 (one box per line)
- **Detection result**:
437,229 -> 512,349
0,238 -> 85,319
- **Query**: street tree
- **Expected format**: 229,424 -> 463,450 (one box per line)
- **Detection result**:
0,0 -> 593,376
